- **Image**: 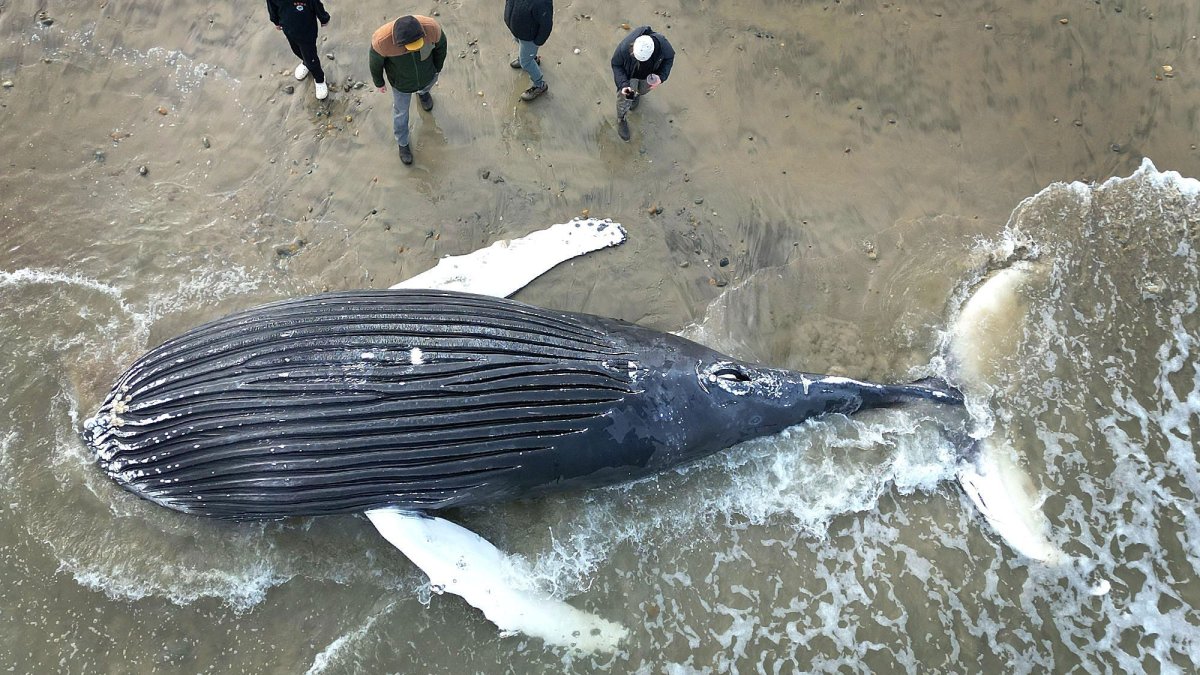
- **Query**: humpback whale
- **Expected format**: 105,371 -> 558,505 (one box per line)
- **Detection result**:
80,219 -> 972,650
82,287 -> 962,520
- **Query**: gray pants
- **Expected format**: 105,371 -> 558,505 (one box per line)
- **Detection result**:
616,78 -> 652,120
392,74 -> 438,147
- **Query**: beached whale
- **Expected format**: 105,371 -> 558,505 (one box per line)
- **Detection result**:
82,287 -> 962,520
79,219 -> 986,651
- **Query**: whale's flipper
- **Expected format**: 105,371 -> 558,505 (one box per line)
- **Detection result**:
365,507 -> 628,652
391,218 -> 626,297
375,219 -> 629,648
949,262 -> 1065,565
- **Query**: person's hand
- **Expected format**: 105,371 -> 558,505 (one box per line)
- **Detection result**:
321,18 -> 329,26
376,85 -> 387,93
275,25 -> 282,30
620,86 -> 634,97
646,74 -> 661,89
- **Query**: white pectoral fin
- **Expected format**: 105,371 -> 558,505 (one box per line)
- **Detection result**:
390,218 -> 627,297
364,507 -> 628,652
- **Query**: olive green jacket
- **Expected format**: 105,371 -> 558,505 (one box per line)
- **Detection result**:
369,18 -> 447,93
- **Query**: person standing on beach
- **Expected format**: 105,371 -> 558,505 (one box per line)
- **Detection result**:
610,25 -> 674,142
369,15 -> 447,166
504,0 -> 552,102
267,0 -> 331,100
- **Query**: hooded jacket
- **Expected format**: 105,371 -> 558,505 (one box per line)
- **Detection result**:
267,0 -> 329,37
368,16 -> 448,93
504,0 -> 553,46
610,25 -> 675,91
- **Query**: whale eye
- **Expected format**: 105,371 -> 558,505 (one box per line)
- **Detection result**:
713,366 -> 751,382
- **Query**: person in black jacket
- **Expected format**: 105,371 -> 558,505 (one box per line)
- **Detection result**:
504,0 -> 552,102
610,25 -> 674,141
267,0 -> 332,100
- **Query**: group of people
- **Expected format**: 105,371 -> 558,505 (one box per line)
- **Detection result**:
267,0 -> 674,166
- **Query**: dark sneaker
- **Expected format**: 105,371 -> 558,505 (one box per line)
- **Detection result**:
417,92 -> 433,111
520,83 -> 548,101
509,55 -> 542,69
398,144 -> 413,165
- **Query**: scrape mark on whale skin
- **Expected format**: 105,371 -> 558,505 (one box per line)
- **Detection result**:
818,376 -> 881,390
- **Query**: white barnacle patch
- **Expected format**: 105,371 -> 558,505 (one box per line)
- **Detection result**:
756,370 -> 788,399
410,347 -> 424,365
627,360 -> 643,381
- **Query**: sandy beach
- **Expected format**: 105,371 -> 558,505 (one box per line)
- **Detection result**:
2,0 -> 1199,671
3,1 -> 1194,337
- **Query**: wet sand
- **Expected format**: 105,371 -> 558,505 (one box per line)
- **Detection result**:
4,1 -> 1196,340
2,0 -> 1200,671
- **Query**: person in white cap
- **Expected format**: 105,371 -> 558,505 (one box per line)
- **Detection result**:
267,0 -> 332,100
610,25 -> 675,141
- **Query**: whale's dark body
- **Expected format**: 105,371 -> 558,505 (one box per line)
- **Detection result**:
83,289 -> 961,520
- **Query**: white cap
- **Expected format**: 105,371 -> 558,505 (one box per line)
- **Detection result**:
632,35 -> 655,62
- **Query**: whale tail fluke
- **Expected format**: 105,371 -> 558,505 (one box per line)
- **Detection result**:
947,261 -> 1070,566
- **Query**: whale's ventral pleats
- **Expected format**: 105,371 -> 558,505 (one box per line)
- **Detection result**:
83,290 -> 641,519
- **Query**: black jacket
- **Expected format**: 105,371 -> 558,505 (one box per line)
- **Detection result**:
504,0 -> 553,46
611,25 -> 674,90
267,0 -> 330,36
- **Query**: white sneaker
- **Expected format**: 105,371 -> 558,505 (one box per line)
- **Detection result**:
294,63 -> 310,80
315,82 -> 328,100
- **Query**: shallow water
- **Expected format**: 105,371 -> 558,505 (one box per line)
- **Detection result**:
2,0 -> 1200,672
